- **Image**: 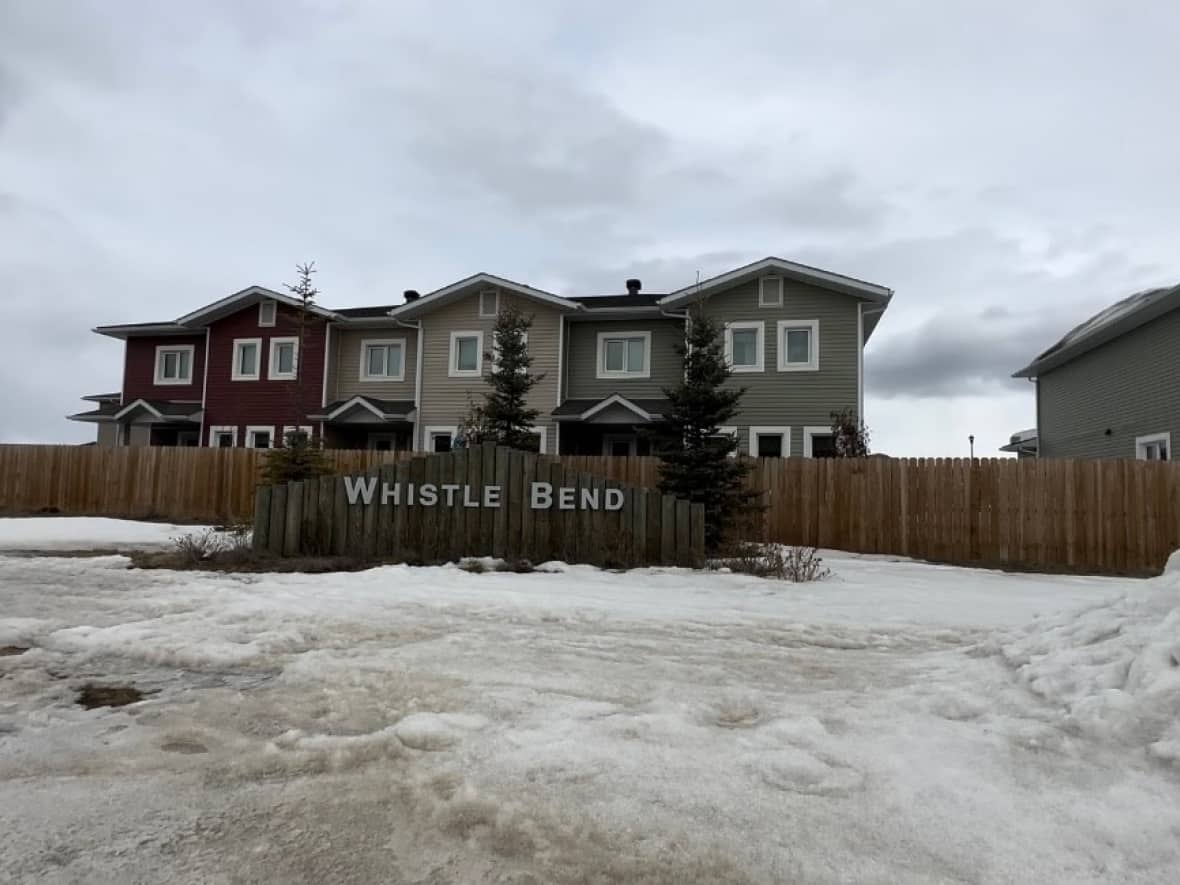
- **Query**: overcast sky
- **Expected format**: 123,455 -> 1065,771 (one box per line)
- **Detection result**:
2,1 -> 1177,455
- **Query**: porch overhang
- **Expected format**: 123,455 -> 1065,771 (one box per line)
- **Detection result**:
552,395 -> 670,424
309,396 -> 417,424
111,398 -> 202,424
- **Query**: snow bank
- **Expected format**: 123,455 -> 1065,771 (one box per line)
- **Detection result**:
1000,570 -> 1180,761
0,517 -> 213,551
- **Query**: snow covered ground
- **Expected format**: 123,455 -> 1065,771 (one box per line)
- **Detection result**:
1,519 -> 1178,883
0,516 -> 214,551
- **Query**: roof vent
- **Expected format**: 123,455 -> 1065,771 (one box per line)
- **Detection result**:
625,278 -> 641,294
403,289 -> 420,302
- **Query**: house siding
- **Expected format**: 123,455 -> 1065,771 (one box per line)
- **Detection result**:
327,325 -> 419,404
200,303 -> 327,445
564,319 -> 684,400
416,288 -> 562,452
697,277 -> 860,456
122,334 -> 207,404
1037,306 -> 1180,459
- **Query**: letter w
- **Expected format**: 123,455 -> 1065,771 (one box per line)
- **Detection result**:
343,476 -> 378,505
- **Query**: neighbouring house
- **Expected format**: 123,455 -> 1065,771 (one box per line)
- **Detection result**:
1011,282 -> 1180,460
998,428 -> 1038,458
70,256 -> 893,456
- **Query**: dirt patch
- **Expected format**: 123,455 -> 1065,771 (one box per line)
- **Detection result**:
161,738 -> 209,755
76,683 -> 145,709
0,645 -> 30,656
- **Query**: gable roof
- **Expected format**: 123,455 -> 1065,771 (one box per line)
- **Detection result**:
387,273 -> 582,320
175,285 -> 339,326
552,394 -> 670,422
112,398 -> 202,422
1013,283 -> 1180,378
308,396 -> 416,422
658,256 -> 893,309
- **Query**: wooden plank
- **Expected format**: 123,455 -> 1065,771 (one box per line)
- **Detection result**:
465,443 -> 483,556
268,483 -> 287,557
448,449 -> 468,562
690,502 -> 706,565
660,493 -> 676,565
283,481 -> 304,556
252,486 -> 271,552
480,443 -> 497,556
675,498 -> 691,566
577,472 -> 596,565
332,476 -> 348,556
631,484 -> 647,567
506,450 -> 525,562
519,452 -> 536,562
493,447 -> 510,558
406,456 -> 427,563
422,454 -> 442,563
376,464 -> 396,557
391,460 -> 410,561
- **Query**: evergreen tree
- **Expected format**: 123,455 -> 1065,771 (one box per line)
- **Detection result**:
830,408 -> 870,457
652,304 -> 757,551
479,304 -> 545,451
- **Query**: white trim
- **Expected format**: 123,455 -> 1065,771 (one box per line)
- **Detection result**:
749,426 -> 791,458
856,302 -> 864,424
716,425 -> 739,459
231,338 -> 262,381
595,330 -> 652,379
113,398 -> 166,421
529,426 -> 548,454
724,321 -> 764,373
776,320 -> 820,372
199,329 -> 210,444
602,433 -> 638,456
802,425 -> 834,458
388,273 -> 578,319
1135,432 -> 1171,461
554,421 -> 561,455
321,321 -> 332,408
556,315 -> 565,406
208,425 -> 237,447
359,337 -> 407,382
153,344 -> 195,386
281,425 -> 314,445
176,285 -> 337,327
578,394 -> 654,422
258,300 -> 276,327
317,395 -> 405,421
449,330 -> 484,378
660,256 -> 893,306
413,322 -> 424,443
267,336 -> 299,380
758,276 -> 783,307
245,425 -> 275,448
424,425 -> 458,453
478,288 -> 499,318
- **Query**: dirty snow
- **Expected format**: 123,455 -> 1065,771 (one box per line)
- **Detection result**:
1,520 -> 1178,884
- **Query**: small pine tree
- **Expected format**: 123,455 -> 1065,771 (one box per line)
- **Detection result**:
830,408 -> 870,457
281,262 -> 323,443
651,304 -> 757,552
260,426 -> 332,485
480,304 -> 545,451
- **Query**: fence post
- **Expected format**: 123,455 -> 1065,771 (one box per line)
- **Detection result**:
252,486 -> 271,553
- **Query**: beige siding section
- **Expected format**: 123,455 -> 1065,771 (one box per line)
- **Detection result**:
564,319 -> 684,400
1038,307 -> 1180,458
96,423 -> 118,447
698,277 -> 860,456
417,288 -> 563,452
327,326 -> 419,404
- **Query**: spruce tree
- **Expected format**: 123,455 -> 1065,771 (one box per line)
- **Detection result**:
479,304 -> 545,451
830,408 -> 870,457
652,304 -> 756,551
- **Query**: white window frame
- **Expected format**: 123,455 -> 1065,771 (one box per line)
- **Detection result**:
267,337 -> 299,381
424,425 -> 458,452
208,425 -> 237,447
478,288 -> 499,318
245,425 -> 275,449
528,425 -> 547,454
359,337 -> 406,382
777,320 -> 820,372
1135,432 -> 1171,461
231,338 -> 262,381
281,425 -> 314,445
596,330 -> 651,379
749,426 -> 791,458
153,344 -> 195,386
258,300 -> 276,327
724,321 -> 764,373
802,425 -> 835,458
449,331 -> 484,378
759,276 -> 783,308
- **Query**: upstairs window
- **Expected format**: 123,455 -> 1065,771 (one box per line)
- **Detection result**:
777,320 -> 819,372
258,300 -> 276,326
479,289 -> 499,318
268,337 -> 298,380
724,322 -> 763,372
597,331 -> 650,378
232,338 -> 261,381
361,339 -> 405,381
1136,433 -> 1170,461
449,331 -> 483,377
759,276 -> 783,307
154,345 -> 194,385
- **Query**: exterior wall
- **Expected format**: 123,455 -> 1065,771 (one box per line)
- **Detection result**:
415,289 -> 562,452
96,423 -> 118,447
1037,307 -> 1180,458
127,424 -> 151,447
697,277 -> 860,457
200,303 -> 327,446
122,334 -> 207,404
564,318 -> 685,400
326,325 -> 419,404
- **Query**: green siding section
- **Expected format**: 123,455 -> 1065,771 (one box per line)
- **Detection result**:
564,319 -> 685,400
1038,306 -> 1180,458
327,326 -> 419,404
697,278 -> 860,456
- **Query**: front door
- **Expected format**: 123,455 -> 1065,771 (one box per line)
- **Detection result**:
603,434 -> 637,457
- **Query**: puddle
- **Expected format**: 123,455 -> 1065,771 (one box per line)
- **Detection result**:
76,683 -> 145,709
0,645 -> 30,657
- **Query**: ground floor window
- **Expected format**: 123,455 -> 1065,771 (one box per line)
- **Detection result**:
281,425 -> 314,446
425,426 -> 457,453
1136,432 -> 1170,461
245,426 -> 273,449
802,426 -> 837,458
749,426 -> 790,458
209,426 -> 237,448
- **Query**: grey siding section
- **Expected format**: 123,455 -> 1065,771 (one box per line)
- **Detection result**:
127,424 -> 151,447
96,423 -> 118,447
564,319 -> 684,400
327,326 -> 419,403
1037,306 -> 1180,458
698,277 -> 860,457
417,288 -> 562,452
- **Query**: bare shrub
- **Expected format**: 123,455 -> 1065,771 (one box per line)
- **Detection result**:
458,559 -> 487,574
722,543 -> 832,582
495,558 -> 535,574
170,528 -> 224,565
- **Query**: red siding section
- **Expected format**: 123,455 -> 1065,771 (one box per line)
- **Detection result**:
122,335 -> 207,403
201,303 -> 327,446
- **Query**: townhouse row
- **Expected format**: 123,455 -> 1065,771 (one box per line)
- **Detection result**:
70,256 -> 893,457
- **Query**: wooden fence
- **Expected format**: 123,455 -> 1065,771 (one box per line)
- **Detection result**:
250,444 -> 705,567
2,445 -> 1179,574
